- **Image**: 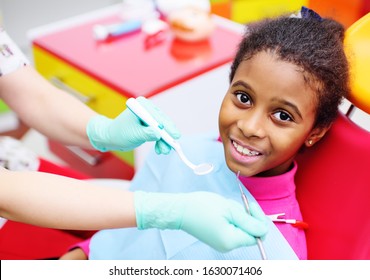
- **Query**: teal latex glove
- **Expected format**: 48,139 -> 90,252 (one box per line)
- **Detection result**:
86,97 -> 180,154
135,191 -> 268,253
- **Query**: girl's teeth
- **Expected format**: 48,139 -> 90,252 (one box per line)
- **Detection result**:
233,141 -> 260,156
243,147 -> 250,155
237,145 -> 243,153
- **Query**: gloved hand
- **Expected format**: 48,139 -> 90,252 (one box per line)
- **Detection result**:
86,97 -> 180,154
135,191 -> 268,253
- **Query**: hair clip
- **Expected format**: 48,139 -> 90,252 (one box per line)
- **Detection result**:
290,6 -> 323,21
299,6 -> 323,21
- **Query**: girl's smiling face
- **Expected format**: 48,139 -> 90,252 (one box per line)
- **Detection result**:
219,51 -> 327,177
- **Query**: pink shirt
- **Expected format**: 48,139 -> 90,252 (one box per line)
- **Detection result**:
239,162 -> 307,259
68,238 -> 90,257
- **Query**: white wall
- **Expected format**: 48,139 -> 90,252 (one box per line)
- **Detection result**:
0,0 -> 120,54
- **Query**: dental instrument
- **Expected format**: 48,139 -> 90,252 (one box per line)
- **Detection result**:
126,98 -> 214,175
93,20 -> 142,41
268,213 -> 309,230
236,171 -> 267,260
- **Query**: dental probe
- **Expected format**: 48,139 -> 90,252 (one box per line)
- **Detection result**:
236,171 -> 267,260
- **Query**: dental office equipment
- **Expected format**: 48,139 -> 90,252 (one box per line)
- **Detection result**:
268,213 -> 309,230
93,20 -> 142,41
236,171 -> 267,260
142,18 -> 168,37
94,0 -> 162,41
126,98 -> 214,175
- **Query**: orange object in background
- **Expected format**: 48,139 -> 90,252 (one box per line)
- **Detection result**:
211,1 -> 232,19
308,0 -> 366,28
211,0 -> 369,27
344,12 -> 370,113
211,0 -> 308,23
363,0 -> 370,15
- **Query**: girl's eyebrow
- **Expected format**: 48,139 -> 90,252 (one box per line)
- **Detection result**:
231,80 -> 253,91
272,98 -> 303,119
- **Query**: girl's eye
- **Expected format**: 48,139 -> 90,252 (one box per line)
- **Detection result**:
235,92 -> 251,105
273,111 -> 293,122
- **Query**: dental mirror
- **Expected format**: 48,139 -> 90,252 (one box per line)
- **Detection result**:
126,98 -> 214,176
175,147 -> 214,175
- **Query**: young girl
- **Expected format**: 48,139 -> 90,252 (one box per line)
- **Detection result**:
72,7 -> 350,260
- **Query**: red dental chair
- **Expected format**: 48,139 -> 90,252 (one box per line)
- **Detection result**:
295,13 -> 370,260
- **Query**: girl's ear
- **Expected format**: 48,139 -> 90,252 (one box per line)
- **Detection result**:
305,125 -> 332,147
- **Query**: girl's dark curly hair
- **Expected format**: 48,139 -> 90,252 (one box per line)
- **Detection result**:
229,15 -> 350,129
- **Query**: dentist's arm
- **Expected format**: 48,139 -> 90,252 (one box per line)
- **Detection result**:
0,67 -> 180,154
0,30 -> 179,153
0,168 -> 267,252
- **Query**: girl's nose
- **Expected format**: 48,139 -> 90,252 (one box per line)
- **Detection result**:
236,110 -> 267,139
